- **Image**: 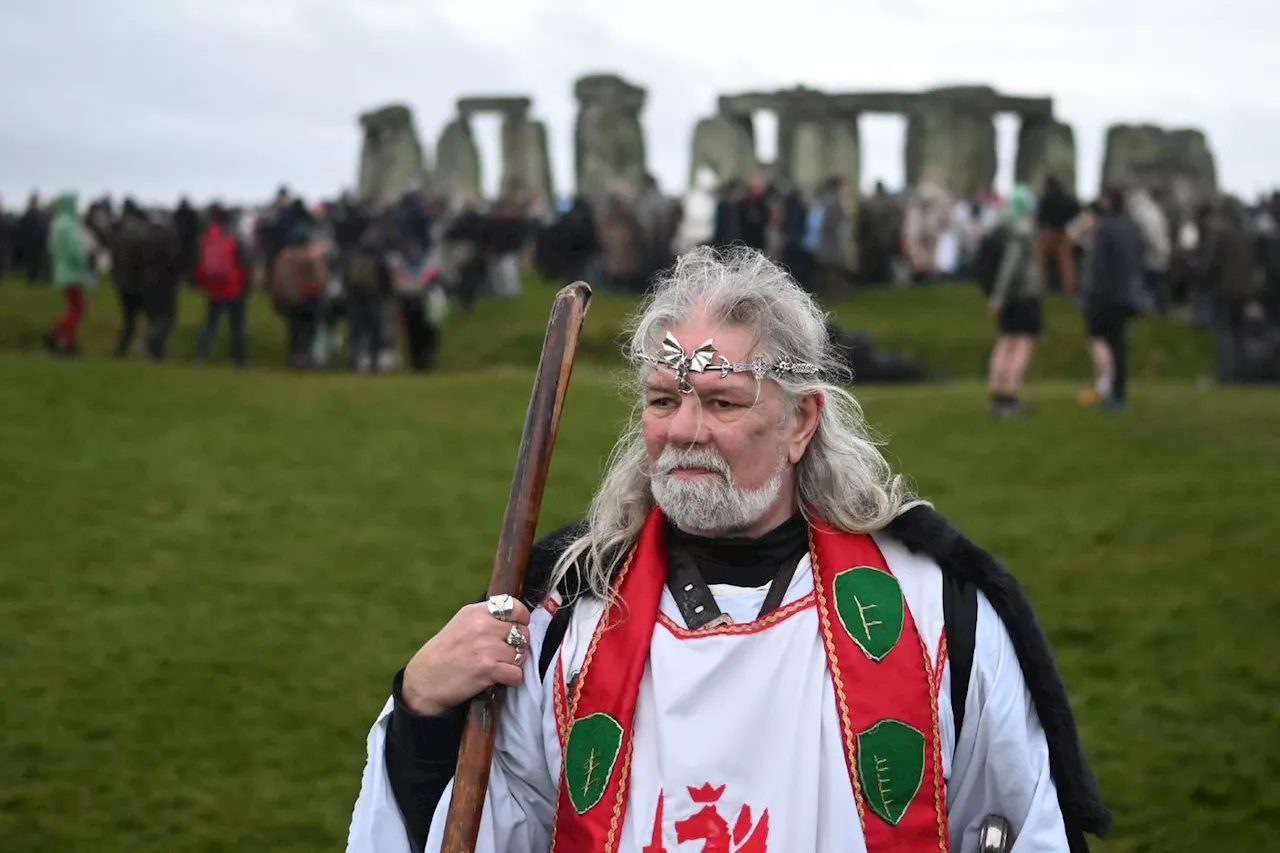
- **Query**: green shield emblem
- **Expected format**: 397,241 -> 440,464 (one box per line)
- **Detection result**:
856,719 -> 926,826
563,712 -> 623,814
833,566 -> 905,662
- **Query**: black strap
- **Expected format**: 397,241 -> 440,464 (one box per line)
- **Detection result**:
667,551 -> 801,630
541,555 -> 801,680
755,557 -> 801,618
942,570 -> 979,739
668,550 -> 729,630
540,603 -> 575,681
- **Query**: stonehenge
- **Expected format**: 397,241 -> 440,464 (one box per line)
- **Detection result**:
356,104 -> 429,206
704,85 -> 1064,201
1100,124 -> 1217,210
357,75 -> 1220,211
574,74 -> 649,203
433,96 -> 554,210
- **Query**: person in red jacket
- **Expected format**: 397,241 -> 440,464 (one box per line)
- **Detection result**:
193,204 -> 251,366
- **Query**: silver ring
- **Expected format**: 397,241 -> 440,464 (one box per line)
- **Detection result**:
506,624 -> 525,648
513,648 -> 525,667
487,594 -> 515,622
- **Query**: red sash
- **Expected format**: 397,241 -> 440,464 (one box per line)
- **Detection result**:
549,508 -> 946,853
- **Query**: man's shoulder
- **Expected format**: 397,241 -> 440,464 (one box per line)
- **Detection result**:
882,504 -> 1010,592
520,518 -> 590,605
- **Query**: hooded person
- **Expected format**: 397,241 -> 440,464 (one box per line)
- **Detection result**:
44,192 -> 93,355
346,246 -> 1111,853
986,184 -> 1044,416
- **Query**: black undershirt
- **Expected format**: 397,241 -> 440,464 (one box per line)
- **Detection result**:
385,513 -> 810,850
664,512 -> 809,587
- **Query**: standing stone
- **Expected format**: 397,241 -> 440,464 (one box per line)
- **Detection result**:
827,116 -> 862,274
789,120 -> 830,194
357,104 -> 429,206
905,88 -> 997,199
435,118 -> 481,205
1015,118 -> 1077,194
778,111 -> 861,272
501,115 -> 555,210
574,74 -> 648,202
1101,124 -> 1217,206
689,115 -> 756,189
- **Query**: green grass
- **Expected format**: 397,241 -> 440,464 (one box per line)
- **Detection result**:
0,276 -> 1275,853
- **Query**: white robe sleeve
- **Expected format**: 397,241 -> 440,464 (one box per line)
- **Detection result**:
346,697 -> 414,853
347,607 -> 560,853
946,593 -> 1071,852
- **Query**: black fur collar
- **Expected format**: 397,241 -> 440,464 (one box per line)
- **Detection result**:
885,505 -> 1112,852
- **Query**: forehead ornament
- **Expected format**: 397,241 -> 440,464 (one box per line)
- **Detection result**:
638,331 -> 820,394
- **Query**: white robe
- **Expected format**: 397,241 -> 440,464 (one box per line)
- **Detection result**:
347,534 -> 1070,852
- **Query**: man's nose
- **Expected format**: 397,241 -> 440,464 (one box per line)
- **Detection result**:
665,392 -> 708,446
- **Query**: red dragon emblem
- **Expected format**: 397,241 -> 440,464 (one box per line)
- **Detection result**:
643,783 -> 769,853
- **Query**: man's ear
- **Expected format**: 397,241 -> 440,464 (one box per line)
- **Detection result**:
787,391 -> 823,464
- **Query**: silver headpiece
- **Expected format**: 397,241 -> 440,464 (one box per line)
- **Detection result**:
637,331 -> 820,393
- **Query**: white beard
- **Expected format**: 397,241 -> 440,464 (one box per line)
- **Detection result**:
650,445 -> 787,534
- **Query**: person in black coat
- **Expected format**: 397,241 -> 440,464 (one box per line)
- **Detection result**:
1086,186 -> 1145,411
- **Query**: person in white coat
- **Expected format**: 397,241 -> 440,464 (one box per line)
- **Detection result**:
671,167 -> 720,256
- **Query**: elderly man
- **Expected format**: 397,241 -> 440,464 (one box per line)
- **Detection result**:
347,247 -> 1110,853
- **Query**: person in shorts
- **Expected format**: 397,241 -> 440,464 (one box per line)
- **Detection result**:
986,184 -> 1043,416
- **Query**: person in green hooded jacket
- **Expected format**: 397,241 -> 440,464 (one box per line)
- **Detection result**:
44,191 -> 94,355
985,184 -> 1044,417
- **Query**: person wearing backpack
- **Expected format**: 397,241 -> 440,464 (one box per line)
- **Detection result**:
193,204 -> 250,366
270,225 -> 326,369
342,224 -> 391,373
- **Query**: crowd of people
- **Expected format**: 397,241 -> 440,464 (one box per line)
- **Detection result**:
0,187 -> 540,371
972,177 -> 1280,415
1,172 -> 1276,396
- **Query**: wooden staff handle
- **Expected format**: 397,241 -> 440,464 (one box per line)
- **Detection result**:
440,281 -> 593,853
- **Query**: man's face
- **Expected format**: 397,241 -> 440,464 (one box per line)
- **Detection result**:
640,319 -> 816,535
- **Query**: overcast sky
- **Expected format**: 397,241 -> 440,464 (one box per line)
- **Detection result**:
1,0 -> 1274,207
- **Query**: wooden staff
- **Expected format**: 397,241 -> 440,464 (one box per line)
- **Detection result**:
440,281 -> 593,853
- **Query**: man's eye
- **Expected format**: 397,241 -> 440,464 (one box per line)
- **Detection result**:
647,397 -> 676,409
709,399 -> 741,410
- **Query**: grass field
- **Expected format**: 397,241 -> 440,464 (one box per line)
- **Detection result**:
1,275 -> 1277,853
0,272 -> 1213,381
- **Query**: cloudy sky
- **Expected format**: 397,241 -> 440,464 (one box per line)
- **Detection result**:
1,0 -> 1274,207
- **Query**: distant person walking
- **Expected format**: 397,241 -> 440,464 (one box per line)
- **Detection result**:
15,194 -> 47,283
43,192 -> 94,356
341,225 -> 392,373
985,185 -> 1043,417
1083,186 -> 1145,412
111,200 -> 181,360
389,240 -> 441,372
1035,175 -> 1080,292
1200,195 -> 1260,383
0,196 -> 12,279
270,227 -> 326,369
193,205 -> 252,366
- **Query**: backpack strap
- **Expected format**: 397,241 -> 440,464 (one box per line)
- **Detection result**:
942,569 -> 979,741
539,600 -> 576,682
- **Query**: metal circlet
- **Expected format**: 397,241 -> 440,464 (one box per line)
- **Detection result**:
640,331 -> 820,394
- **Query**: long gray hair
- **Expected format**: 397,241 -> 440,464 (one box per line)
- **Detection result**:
548,246 -> 921,601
